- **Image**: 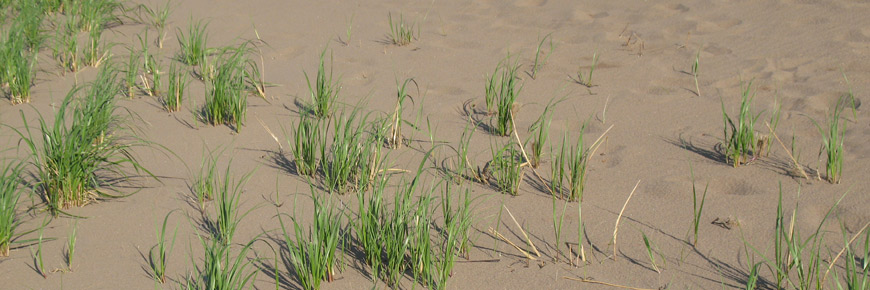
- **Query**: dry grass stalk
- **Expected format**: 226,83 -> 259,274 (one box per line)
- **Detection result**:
488,227 -> 535,260
612,180 -> 641,261
562,276 -> 658,290
504,206 -> 541,257
821,220 -> 870,285
764,122 -> 808,179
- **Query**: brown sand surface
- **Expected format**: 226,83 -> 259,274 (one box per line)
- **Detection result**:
1,0 -> 870,289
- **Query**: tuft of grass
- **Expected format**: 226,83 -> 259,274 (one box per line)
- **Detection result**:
689,166 -> 708,247
124,48 -> 140,98
721,80 -> 762,167
83,27 -> 111,67
830,220 -> 870,289
527,98 -> 558,168
13,1 -> 48,50
73,0 -> 122,33
280,191 -> 344,290
440,183 -> 474,260
177,19 -> 209,66
388,12 -> 418,46
692,47 -> 701,97
813,96 -> 847,184
452,123 -> 476,184
139,1 -> 173,48
576,51 -> 599,87
493,56 -> 522,136
305,47 -> 341,119
163,62 -> 188,112
65,221 -> 77,270
213,161 -> 255,245
488,142 -> 523,196
530,33 -> 555,79
203,44 -> 250,132
354,174 -> 388,280
184,234 -> 258,289
550,135 -> 567,198
387,78 -> 418,149
291,114 -> 323,177
565,124 -> 589,201
192,149 -> 219,210
12,65 -> 152,216
51,18 -> 79,73
320,110 -> 369,194
150,211 -> 177,283
0,161 -> 25,257
1,29 -> 38,104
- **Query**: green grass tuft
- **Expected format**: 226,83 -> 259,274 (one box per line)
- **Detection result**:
305,47 -> 341,119
388,12 -> 418,46
721,80 -> 762,167
0,161 -> 25,257
280,190 -> 344,290
12,64 -> 152,216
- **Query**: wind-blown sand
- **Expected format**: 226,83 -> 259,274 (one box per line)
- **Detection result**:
1,0 -> 869,289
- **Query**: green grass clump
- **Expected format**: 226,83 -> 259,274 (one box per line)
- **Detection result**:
52,16 -> 79,72
163,62 -> 187,112
530,33 -> 555,80
527,99 -> 557,168
177,19 -> 209,66
305,47 -> 341,119
490,56 -> 522,136
137,0 -> 173,48
576,51 -> 599,87
354,159 -> 472,289
721,80 -> 762,167
565,125 -> 589,201
123,48 -> 140,98
192,150 -> 218,210
387,78 -> 418,149
388,12 -> 418,46
1,29 -> 38,104
814,96 -> 847,184
488,142 -> 523,196
291,114 -> 322,177
831,221 -> 870,289
12,0 -> 47,50
280,191 -> 344,290
0,161 -> 25,257
320,110 -> 369,194
83,27 -> 111,67
149,211 -> 177,284
70,0 -> 121,33
184,235 -> 258,290
213,162 -> 255,245
550,123 -> 603,202
13,65 -> 151,216
203,44 -> 250,132
452,123 -> 476,184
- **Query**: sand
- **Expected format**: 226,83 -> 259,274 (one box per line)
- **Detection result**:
1,0 -> 869,289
